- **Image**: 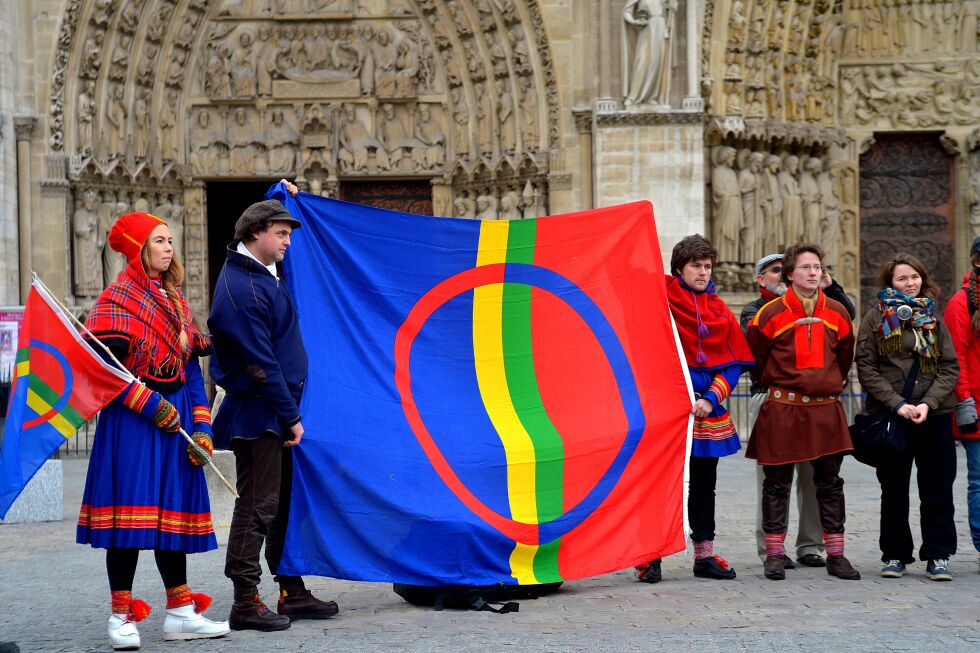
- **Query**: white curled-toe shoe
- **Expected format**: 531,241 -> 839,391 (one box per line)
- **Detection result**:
163,604 -> 231,641
108,614 -> 141,650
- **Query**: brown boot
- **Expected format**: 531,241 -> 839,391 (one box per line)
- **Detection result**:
826,555 -> 861,580
277,587 -> 339,621
764,555 -> 785,580
229,587 -> 291,632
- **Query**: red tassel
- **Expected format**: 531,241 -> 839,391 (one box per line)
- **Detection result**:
191,593 -> 212,614
127,599 -> 151,622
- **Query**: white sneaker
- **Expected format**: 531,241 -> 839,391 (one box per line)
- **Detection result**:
163,604 -> 231,641
108,614 -> 141,650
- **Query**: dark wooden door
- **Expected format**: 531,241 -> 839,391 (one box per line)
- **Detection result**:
339,180 -> 433,215
859,134 -> 954,314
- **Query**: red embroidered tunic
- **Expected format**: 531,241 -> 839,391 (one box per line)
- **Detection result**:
746,287 -> 855,464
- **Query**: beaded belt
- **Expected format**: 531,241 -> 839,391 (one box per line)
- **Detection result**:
767,387 -> 838,406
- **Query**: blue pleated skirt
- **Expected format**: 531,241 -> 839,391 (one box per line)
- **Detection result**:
76,385 -> 217,552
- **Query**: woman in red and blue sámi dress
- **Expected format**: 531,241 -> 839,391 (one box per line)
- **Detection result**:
635,235 -> 755,584
77,211 -> 228,648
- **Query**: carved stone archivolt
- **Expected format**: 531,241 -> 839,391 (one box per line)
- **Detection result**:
48,0 -> 565,311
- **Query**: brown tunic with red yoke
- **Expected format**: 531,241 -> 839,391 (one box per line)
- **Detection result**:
746,287 -> 855,465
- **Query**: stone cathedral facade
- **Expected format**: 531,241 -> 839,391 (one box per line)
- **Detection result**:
0,0 -> 978,321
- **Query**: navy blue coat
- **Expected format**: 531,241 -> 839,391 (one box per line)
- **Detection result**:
208,244 -> 308,448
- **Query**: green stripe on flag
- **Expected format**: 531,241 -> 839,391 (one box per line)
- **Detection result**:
27,374 -> 85,429
502,219 -> 564,582
15,347 -> 29,364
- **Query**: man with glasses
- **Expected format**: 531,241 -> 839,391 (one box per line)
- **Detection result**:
741,253 -> 856,573
746,244 -> 860,581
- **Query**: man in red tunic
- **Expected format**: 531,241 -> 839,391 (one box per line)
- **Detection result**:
747,243 -> 860,581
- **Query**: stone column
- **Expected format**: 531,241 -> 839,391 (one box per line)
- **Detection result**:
431,180 -> 453,218
572,108 -> 594,209
682,0 -> 704,111
13,115 -> 35,302
596,0 -> 617,112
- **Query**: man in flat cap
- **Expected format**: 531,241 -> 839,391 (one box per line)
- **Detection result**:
209,181 -> 339,631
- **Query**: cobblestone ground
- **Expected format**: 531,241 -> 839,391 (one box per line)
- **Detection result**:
1,451 -> 978,652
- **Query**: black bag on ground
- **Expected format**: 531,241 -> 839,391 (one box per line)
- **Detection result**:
392,582 -> 562,613
849,358 -> 918,467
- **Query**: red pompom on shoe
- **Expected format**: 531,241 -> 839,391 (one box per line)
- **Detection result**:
127,599 -> 152,622
712,556 -> 730,569
191,593 -> 212,614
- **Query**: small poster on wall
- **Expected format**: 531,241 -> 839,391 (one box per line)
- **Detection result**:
0,308 -> 25,376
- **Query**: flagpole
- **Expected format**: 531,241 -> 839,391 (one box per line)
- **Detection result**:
30,274 -> 239,499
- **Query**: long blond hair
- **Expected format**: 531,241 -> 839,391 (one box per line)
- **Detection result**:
140,240 -> 190,352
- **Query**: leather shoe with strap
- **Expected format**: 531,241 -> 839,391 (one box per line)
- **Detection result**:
277,587 -> 339,621
229,593 -> 291,632
826,555 -> 861,580
796,553 -> 826,567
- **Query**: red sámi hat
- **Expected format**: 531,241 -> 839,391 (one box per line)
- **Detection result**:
108,212 -> 168,261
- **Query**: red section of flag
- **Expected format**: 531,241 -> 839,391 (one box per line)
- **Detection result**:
532,202 -> 690,578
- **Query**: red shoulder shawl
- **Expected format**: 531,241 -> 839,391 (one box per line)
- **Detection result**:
85,259 -> 209,381
665,275 -> 755,371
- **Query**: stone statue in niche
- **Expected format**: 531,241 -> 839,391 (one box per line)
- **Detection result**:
475,0 -> 496,32
522,181 -> 542,219
779,155 -> 804,246
395,40 -> 420,96
91,0 -> 114,30
338,103 -> 381,172
474,81 -> 494,157
518,75 -> 539,151
136,44 -> 158,86
102,194 -> 130,287
74,189 -> 103,296
81,32 -> 105,80
133,90 -> 151,159
762,155 -> 784,253
621,0 -> 676,107
160,90 -> 178,160
109,33 -> 132,81
497,78 -> 516,156
710,146 -> 742,263
169,200 -> 185,257
454,192 -> 476,218
818,157 -> 842,267
446,0 -> 472,36
77,81 -> 96,156
228,108 -> 257,172
489,34 -> 508,77
958,1 -> 979,52
190,110 -> 222,174
499,191 -> 522,220
414,105 -> 444,169
175,12 -> 201,49
231,31 -> 258,98
377,102 -> 416,170
256,25 -> 278,96
738,150 -> 765,265
268,108 -> 299,173
799,156 -> 823,244
105,84 -> 127,156
968,166 -> 980,238
728,0 -> 747,45
166,50 -> 188,88
373,29 -> 398,97
206,45 -> 233,98
451,86 -> 471,158
476,194 -> 499,220
508,25 -> 531,74
119,0 -> 142,34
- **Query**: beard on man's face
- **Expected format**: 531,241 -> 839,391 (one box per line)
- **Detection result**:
765,280 -> 787,296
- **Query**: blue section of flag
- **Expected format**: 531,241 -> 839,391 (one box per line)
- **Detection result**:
269,186 -> 518,584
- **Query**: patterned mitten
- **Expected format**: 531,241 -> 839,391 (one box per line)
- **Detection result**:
187,432 -> 213,466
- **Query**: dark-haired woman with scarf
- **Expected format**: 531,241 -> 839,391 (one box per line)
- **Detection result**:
855,253 -> 959,581
942,237 -> 980,574
77,212 -> 229,648
634,235 -> 754,584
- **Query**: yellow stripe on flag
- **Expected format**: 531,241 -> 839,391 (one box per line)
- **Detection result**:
25,388 -> 76,439
16,361 -> 29,377
473,220 -> 540,584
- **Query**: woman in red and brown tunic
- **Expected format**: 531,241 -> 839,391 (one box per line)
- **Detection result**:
746,243 -> 859,581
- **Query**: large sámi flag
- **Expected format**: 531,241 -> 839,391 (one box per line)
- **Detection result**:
271,185 -> 692,586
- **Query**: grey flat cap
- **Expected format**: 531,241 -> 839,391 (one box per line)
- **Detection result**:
234,199 -> 301,241
755,253 -> 783,276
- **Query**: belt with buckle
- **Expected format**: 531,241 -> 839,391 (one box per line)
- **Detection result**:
767,387 -> 838,406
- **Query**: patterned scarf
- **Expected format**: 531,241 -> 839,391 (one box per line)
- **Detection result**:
665,275 -> 755,371
877,286 -> 938,372
85,259 -> 209,381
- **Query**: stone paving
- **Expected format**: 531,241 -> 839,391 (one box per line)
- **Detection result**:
1,451 -> 979,652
